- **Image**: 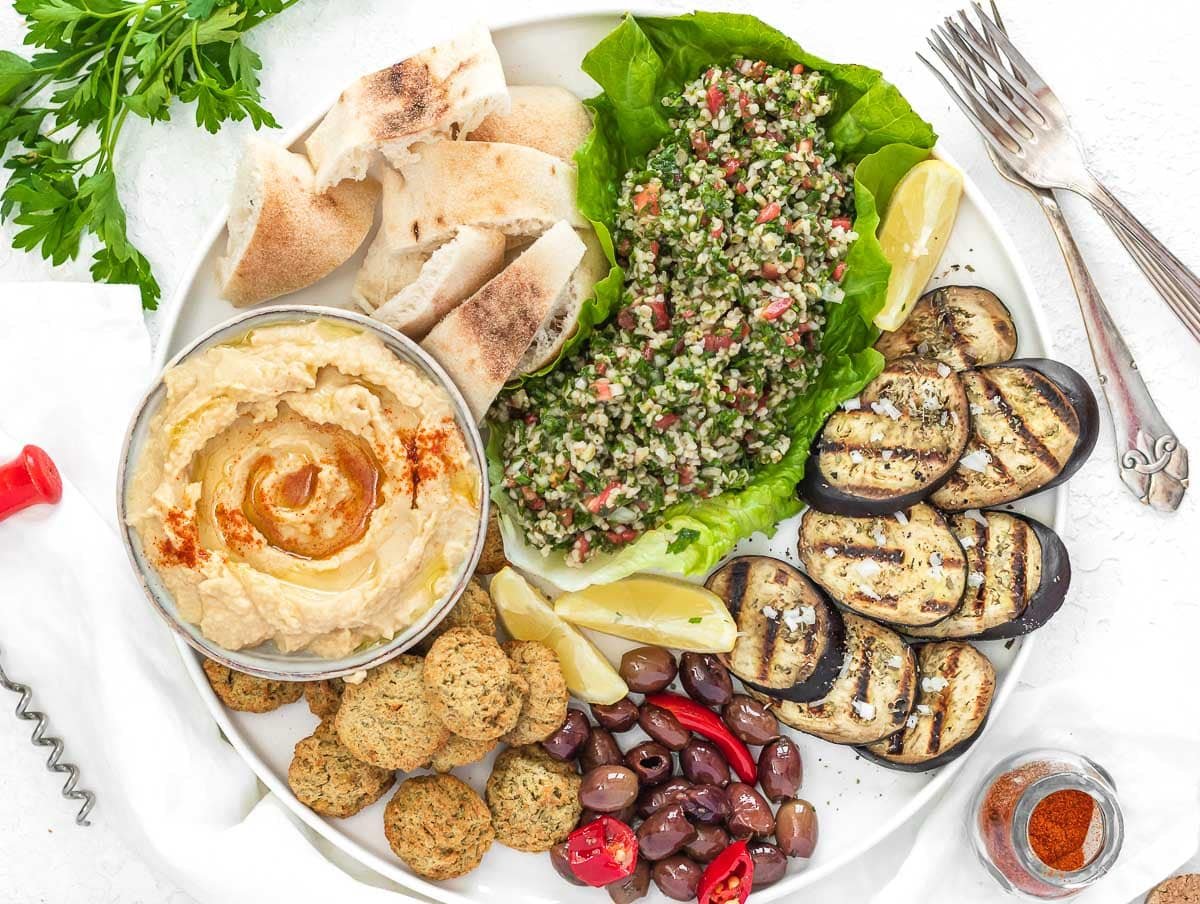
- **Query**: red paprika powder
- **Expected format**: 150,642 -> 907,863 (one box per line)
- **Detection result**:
1027,790 -> 1101,871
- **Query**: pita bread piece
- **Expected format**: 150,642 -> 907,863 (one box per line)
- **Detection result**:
468,85 -> 593,162
305,23 -> 509,191
217,138 -> 379,307
422,221 -> 585,422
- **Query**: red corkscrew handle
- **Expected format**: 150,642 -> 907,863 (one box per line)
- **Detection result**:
0,445 -> 62,521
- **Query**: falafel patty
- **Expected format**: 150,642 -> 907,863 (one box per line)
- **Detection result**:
335,656 -> 449,771
202,658 -> 303,713
384,774 -> 494,880
502,641 -> 569,745
486,745 -> 581,852
288,720 -> 394,818
423,628 -> 525,741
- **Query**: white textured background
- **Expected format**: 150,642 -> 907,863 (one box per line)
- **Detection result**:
2,1 -> 1198,901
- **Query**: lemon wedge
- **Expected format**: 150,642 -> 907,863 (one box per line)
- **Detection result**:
873,159 -> 964,331
554,576 -> 737,652
490,567 -> 628,704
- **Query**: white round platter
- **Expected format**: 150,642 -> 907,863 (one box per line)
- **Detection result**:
149,7 -> 1063,902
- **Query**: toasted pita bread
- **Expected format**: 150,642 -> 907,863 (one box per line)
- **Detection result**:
304,24 -> 509,192
517,227 -> 609,373
468,85 -> 593,162
371,226 -> 506,338
377,142 -> 586,254
351,244 -> 428,314
216,138 -> 379,307
422,221 -> 585,422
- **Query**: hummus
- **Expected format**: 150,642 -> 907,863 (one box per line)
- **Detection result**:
127,320 -> 480,657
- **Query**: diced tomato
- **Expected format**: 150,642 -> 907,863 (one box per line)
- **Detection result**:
617,308 -> 637,331
642,344 -> 654,361
792,63 -> 806,75
706,85 -> 725,117
605,527 -> 637,545
573,535 -> 591,560
633,184 -> 660,215
800,176 -> 813,190
523,412 -> 538,425
734,181 -> 748,195
761,297 -> 793,321
722,157 -> 741,180
560,508 -> 574,527
585,481 -> 622,514
711,223 -> 724,239
704,333 -> 734,352
520,487 -> 545,511
833,261 -> 847,282
595,361 -> 607,376
797,138 -> 813,155
654,414 -> 680,430
648,240 -> 660,258
648,299 -> 670,330
760,262 -> 782,280
738,322 -> 751,340
691,130 -> 711,158
831,217 -> 853,231
737,93 -> 750,118
747,60 -> 767,80
678,465 -> 695,485
755,202 -> 782,224
705,67 -> 717,84
594,379 -> 612,401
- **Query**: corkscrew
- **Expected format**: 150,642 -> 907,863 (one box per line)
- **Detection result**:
0,647 -> 95,826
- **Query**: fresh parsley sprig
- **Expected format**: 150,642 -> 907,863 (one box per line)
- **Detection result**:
0,0 -> 301,308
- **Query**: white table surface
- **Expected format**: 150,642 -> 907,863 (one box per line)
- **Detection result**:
2,0 -> 1198,901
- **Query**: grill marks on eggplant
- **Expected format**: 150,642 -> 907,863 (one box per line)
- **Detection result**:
860,641 -> 995,770
874,286 -> 1017,372
931,365 -> 1081,511
802,357 -> 970,514
750,615 -> 916,745
706,557 -> 846,702
905,511 -> 1040,639
798,504 -> 966,627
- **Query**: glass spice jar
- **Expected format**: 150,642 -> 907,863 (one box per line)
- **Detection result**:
969,749 -> 1124,899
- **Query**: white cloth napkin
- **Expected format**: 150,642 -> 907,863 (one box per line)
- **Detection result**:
1,282 -> 1197,904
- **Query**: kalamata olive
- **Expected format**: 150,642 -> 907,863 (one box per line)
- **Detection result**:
542,708 -> 591,761
725,781 -> 775,839
579,765 -> 640,813
679,738 -> 731,787
549,840 -> 585,886
625,741 -> 673,786
592,698 -> 640,733
679,653 -> 734,707
722,694 -> 780,746
775,798 -> 819,858
580,803 -> 638,827
607,858 -> 651,904
580,726 -> 624,772
680,784 -> 729,825
757,736 -> 803,802
746,840 -> 788,887
638,703 -> 690,751
637,778 -> 692,819
636,803 -> 697,861
619,647 -> 678,694
652,855 -> 703,901
683,823 -> 730,862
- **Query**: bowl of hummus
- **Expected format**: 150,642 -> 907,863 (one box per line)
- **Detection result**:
118,307 -> 487,679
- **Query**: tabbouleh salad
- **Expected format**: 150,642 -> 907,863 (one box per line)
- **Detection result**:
495,58 -> 858,564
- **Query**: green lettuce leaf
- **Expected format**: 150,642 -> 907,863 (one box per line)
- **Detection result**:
489,12 -> 935,590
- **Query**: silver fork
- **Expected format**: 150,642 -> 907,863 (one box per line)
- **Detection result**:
921,3 -> 1187,511
922,1 -> 1200,343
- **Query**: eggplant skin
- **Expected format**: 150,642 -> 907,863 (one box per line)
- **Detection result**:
972,515 -> 1070,640
800,357 -> 970,516
798,504 -> 966,628
857,641 -> 995,772
931,359 -> 1097,511
705,556 -> 846,703
874,286 -> 1018,371
750,614 -> 917,746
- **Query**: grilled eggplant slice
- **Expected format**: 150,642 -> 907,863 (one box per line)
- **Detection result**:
874,286 -> 1017,371
798,504 -> 966,627
705,557 -> 846,703
749,614 -> 916,745
800,357 -> 971,516
930,359 -> 1099,511
858,641 -> 995,771
906,511 -> 1069,640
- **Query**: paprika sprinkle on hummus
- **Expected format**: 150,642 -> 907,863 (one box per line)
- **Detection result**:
126,319 -> 480,658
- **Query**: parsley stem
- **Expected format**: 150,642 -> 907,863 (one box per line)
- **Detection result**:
99,5 -> 148,168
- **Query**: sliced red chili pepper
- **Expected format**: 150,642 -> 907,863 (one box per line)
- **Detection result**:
566,815 -> 639,887
699,842 -> 755,904
646,692 -> 757,783
755,202 -> 781,224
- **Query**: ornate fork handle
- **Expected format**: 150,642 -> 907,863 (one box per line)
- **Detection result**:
1033,190 -> 1188,511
